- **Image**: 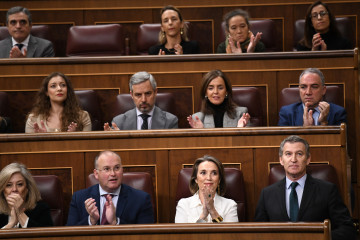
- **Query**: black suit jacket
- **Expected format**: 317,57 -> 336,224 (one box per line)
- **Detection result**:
0,201 -> 53,228
254,175 -> 355,240
66,183 -> 154,226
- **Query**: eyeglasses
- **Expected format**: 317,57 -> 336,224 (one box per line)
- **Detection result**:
310,11 -> 328,19
97,165 -> 122,173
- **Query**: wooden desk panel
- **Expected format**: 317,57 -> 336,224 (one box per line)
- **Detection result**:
0,126 -> 349,223
0,222 -> 330,240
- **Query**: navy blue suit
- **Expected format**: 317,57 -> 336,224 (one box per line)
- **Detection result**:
66,184 -> 154,226
278,102 -> 347,126
254,175 -> 356,240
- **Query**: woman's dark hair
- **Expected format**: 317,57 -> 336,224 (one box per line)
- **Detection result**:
300,1 -> 340,48
189,155 -> 226,196
224,9 -> 250,34
158,5 -> 189,44
200,69 -> 237,118
27,72 -> 85,131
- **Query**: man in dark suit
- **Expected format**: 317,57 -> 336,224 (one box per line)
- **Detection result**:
0,6 -> 54,58
278,68 -> 346,126
104,71 -> 178,130
254,135 -> 355,240
66,151 -> 154,225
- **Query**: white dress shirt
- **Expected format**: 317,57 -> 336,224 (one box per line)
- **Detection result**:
136,107 -> 155,130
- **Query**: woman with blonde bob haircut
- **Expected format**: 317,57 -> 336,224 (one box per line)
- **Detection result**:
0,163 -> 53,228
175,155 -> 238,223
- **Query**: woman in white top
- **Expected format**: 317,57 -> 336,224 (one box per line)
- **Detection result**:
25,72 -> 91,133
175,155 -> 238,223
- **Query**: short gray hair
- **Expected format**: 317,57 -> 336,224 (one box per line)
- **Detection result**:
6,6 -> 32,25
129,71 -> 157,92
279,135 -> 310,158
299,68 -> 325,86
94,151 -> 122,169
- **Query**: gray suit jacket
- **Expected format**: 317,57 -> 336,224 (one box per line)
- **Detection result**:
0,35 -> 54,58
112,106 -> 178,130
193,106 -> 248,128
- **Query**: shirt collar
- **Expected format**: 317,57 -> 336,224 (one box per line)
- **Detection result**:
136,106 -> 155,117
302,103 -> 320,113
286,174 -> 307,189
12,35 -> 30,47
98,184 -> 121,196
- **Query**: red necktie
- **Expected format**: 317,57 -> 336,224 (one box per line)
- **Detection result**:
100,194 -> 113,225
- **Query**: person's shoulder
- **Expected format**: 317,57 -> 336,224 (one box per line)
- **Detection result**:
235,106 -> 248,112
280,102 -> 302,111
0,37 -> 11,45
30,35 -> 52,45
329,102 -> 345,111
218,195 -> 237,205
148,44 -> 162,55
155,106 -> 177,119
216,41 -> 226,53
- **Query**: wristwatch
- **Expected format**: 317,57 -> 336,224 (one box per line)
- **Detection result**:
212,216 -> 223,223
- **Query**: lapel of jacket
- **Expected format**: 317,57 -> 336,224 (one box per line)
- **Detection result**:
151,106 -> 165,129
203,114 -> 215,128
116,184 -> 128,222
297,175 -> 316,221
26,35 -> 37,57
277,178 -> 291,220
223,112 -> 238,127
124,108 -> 137,130
3,38 -> 13,57
295,103 -> 304,126
90,185 -> 101,224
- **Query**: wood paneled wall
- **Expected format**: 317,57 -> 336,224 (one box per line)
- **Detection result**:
0,0 -> 358,56
0,127 -> 349,224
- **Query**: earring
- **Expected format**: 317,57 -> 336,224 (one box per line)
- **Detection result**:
180,28 -> 184,35
205,96 -> 208,99
162,31 -> 165,38
225,94 -> 228,98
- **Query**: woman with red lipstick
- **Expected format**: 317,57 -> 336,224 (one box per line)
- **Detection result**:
296,1 -> 352,51
175,155 -> 238,223
25,72 -> 91,133
148,5 -> 199,55
217,9 -> 265,54
187,69 -> 250,128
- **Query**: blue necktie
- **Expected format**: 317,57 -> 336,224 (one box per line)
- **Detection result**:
290,182 -> 299,222
15,43 -> 24,51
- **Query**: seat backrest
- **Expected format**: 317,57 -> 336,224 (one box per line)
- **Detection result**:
87,172 -> 156,221
220,19 -> 280,52
175,168 -> 246,221
0,92 -> 9,116
279,85 -> 343,109
268,164 -> 339,188
75,90 -> 103,131
110,92 -> 176,121
293,17 -> 355,49
136,24 -> 161,55
66,24 -> 125,57
232,87 -> 263,126
0,25 -> 51,41
32,175 -> 64,226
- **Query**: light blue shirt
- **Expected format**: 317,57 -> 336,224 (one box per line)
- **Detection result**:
285,174 -> 307,218
302,104 -> 320,125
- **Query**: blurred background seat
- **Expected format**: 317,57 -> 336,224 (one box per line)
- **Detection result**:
66,24 -> 125,57
75,90 -> 103,131
33,175 -> 64,226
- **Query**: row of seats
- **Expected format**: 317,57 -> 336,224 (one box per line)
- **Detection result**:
35,164 -> 338,225
0,17 -> 354,56
0,85 -> 343,131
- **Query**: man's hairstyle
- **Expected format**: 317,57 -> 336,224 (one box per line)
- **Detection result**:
94,150 -> 122,169
129,71 -> 157,92
279,135 -> 310,158
189,155 -> 226,196
0,163 -> 41,215
299,68 -> 325,86
6,6 -> 32,25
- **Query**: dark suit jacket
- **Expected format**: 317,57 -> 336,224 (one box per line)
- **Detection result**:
278,102 -> 347,126
0,201 -> 53,228
148,40 -> 199,55
254,175 -> 356,240
0,35 -> 54,58
111,106 -> 178,130
66,184 -> 154,226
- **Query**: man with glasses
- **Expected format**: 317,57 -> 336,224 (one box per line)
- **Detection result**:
0,6 -> 54,58
66,151 -> 154,225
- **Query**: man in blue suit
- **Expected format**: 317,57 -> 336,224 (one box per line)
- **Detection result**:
66,151 -> 154,225
278,68 -> 346,126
